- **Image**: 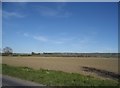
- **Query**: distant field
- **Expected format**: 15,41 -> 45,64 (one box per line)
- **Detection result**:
2,56 -> 118,80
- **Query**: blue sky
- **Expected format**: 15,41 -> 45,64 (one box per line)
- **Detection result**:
2,2 -> 118,53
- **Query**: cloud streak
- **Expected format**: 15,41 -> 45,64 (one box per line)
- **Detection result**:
53,41 -> 64,44
23,33 -> 29,37
22,32 -> 93,47
38,3 -> 72,18
33,36 -> 48,42
3,11 -> 25,18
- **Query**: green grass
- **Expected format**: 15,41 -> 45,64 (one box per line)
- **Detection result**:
2,64 -> 119,86
0,64 -> 2,74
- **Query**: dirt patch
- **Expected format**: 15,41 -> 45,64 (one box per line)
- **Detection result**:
82,66 -> 120,80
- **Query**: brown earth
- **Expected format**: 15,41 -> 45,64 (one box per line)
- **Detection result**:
2,56 -> 119,80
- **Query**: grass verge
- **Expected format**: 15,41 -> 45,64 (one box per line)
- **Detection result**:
2,64 -> 119,86
0,64 -> 2,74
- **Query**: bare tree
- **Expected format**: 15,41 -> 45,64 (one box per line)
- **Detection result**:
0,48 -> 2,56
0,48 -> 1,53
3,47 -> 13,56
31,52 -> 35,55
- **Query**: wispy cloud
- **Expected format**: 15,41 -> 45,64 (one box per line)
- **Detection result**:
51,37 -> 75,44
3,11 -> 25,18
53,41 -> 64,44
38,3 -> 72,18
3,0 -> 31,2
96,47 -> 118,53
33,36 -> 48,42
23,33 -> 29,37
39,8 -> 71,17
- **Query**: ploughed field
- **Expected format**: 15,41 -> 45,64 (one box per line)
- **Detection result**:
2,56 -> 118,80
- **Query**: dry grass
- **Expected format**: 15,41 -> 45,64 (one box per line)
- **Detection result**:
2,56 -> 118,78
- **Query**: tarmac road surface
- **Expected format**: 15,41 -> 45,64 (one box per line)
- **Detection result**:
1,75 -> 45,87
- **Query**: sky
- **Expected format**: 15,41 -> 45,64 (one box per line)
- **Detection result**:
2,2 -> 118,53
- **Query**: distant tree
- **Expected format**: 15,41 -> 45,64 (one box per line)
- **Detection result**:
38,53 -> 40,55
31,52 -> 35,55
0,48 -> 1,53
0,48 -> 2,56
3,47 -> 13,56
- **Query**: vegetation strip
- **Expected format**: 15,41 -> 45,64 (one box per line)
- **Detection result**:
2,64 -> 119,86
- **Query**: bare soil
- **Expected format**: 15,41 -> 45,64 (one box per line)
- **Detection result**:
2,56 -> 119,80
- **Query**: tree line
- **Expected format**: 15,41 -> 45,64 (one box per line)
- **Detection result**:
0,47 -> 118,58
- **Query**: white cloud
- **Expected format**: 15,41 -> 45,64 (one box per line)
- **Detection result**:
38,4 -> 72,18
97,47 -> 118,53
40,8 -> 58,17
53,41 -> 64,44
3,11 -> 25,18
33,36 -> 48,42
3,0 -> 31,2
23,33 -> 29,37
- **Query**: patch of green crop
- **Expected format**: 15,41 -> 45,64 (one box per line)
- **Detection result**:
2,64 -> 119,86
